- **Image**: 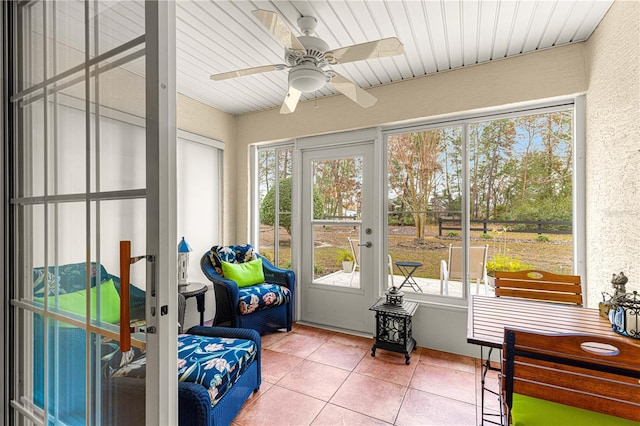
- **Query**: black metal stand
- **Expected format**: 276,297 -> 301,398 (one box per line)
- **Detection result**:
369,297 -> 418,364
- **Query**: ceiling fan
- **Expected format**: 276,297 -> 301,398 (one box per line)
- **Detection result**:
210,9 -> 405,114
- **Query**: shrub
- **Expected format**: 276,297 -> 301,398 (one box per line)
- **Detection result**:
446,231 -> 458,237
536,234 -> 550,242
481,233 -> 493,239
487,254 -> 533,275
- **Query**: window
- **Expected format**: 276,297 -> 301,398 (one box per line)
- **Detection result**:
386,107 -> 576,299
255,145 -> 293,268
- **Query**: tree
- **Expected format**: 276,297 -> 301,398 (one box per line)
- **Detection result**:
259,177 -> 323,235
388,131 -> 442,240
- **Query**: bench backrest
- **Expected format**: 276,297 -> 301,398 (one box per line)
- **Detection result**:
502,327 -> 640,423
494,270 -> 583,306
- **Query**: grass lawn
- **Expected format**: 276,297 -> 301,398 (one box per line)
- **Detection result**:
259,224 -> 573,278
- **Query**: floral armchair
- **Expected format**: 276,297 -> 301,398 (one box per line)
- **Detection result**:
201,244 -> 295,335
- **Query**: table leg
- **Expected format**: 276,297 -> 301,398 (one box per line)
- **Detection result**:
195,293 -> 206,326
479,346 -> 504,425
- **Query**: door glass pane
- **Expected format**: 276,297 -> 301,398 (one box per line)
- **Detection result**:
311,156 -> 363,288
21,98 -> 45,198
94,0 -> 145,57
46,81 -> 87,196
469,112 -> 574,279
387,127 -> 467,297
21,1 -> 45,89
94,55 -> 146,193
48,1 -> 86,77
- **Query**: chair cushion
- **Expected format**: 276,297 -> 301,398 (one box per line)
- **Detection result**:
208,244 -> 257,277
110,334 -> 257,408
511,393 -> 638,426
33,262 -> 110,297
221,258 -> 264,287
238,283 -> 291,315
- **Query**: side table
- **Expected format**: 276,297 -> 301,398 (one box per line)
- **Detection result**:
369,297 -> 418,364
394,261 -> 424,292
179,282 -> 208,326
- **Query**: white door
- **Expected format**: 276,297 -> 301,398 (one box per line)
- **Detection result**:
300,133 -> 381,334
6,1 -> 176,424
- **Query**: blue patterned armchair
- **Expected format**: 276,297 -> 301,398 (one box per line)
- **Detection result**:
201,244 -> 295,335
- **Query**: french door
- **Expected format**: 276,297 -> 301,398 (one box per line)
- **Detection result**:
5,1 -> 176,425
300,130 -> 382,334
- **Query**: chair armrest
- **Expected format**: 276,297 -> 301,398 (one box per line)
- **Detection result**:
440,260 -> 449,281
178,382 -> 211,426
258,254 -> 295,290
200,251 -> 240,301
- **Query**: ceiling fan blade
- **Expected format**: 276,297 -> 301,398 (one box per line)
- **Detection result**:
210,65 -> 284,81
252,9 -> 305,51
326,37 -> 404,65
330,73 -> 377,108
280,87 -> 302,114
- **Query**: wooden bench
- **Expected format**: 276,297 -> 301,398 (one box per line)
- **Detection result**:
494,270 -> 583,306
502,327 -> 640,425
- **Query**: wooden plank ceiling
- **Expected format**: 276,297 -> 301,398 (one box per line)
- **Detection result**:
176,0 -> 613,116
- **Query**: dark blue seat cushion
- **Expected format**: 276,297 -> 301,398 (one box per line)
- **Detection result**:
110,334 -> 257,407
238,283 -> 291,315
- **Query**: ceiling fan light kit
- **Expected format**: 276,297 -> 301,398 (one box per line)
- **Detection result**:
209,9 -> 405,114
288,64 -> 329,92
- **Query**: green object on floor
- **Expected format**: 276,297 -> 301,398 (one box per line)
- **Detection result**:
511,393 -> 640,426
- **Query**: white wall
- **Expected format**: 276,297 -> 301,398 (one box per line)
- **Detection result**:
584,0 -> 640,307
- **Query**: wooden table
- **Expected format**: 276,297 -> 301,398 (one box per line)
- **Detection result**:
467,295 -> 615,348
467,295 -> 616,426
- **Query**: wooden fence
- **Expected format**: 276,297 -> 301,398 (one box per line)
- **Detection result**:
438,218 -> 572,236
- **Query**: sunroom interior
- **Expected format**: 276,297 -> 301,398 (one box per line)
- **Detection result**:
174,0 -> 638,356
5,0 -> 640,424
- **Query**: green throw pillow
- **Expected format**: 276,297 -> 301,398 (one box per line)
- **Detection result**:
221,258 -> 264,287
35,278 -> 121,324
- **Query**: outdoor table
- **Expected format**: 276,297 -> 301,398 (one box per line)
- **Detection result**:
467,295 -> 617,426
394,261 -> 423,292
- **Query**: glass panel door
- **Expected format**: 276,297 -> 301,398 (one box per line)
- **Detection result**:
301,142 -> 377,333
7,1 -> 174,424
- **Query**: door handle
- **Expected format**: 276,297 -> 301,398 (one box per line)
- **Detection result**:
358,241 -> 372,248
120,241 -> 156,351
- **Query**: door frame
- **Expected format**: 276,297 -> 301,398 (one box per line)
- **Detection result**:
1,1 -> 177,424
145,1 -> 177,424
296,128 -> 385,334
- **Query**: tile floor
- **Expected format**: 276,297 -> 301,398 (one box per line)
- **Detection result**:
232,323 -> 502,426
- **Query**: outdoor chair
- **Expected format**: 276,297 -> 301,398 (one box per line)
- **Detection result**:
348,238 -> 394,288
201,244 -> 295,335
494,270 -> 583,306
440,244 -> 489,295
502,327 -> 640,425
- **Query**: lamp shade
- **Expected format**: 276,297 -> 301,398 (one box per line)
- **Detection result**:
178,237 -> 192,253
